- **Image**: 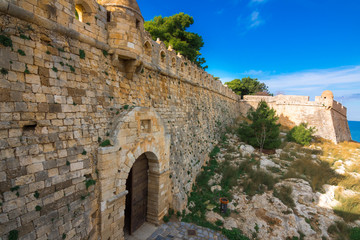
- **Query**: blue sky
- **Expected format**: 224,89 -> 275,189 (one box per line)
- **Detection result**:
137,0 -> 360,121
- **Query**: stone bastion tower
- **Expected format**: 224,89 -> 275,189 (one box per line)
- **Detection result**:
99,0 -> 145,79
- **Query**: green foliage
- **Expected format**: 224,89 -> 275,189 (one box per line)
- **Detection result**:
123,105 -> 129,110
24,64 -> 30,74
240,162 -> 277,196
144,13 -> 207,69
69,65 -> 75,72
85,179 -> 96,189
102,50 -> 108,57
327,221 -> 352,239
225,77 -> 269,98
215,219 -> 223,226
163,215 -> 170,222
254,223 -> 259,233
0,34 -> 13,47
66,160 -> 70,166
287,123 -> 315,146
17,49 -> 26,56
52,66 -> 58,72
8,230 -> 18,240
75,9 -> 79,20
100,140 -> 111,147
209,146 -> 220,159
35,205 -> 42,211
222,228 -> 250,240
273,185 -> 295,208
350,227 -> 360,240
1,68 -> 8,75
34,191 -> 40,199
10,186 -> 19,192
79,49 -> 85,59
238,101 -> 281,151
20,34 -> 30,40
82,150 -> 87,155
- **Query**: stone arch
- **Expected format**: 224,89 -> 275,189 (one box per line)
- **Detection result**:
144,41 -> 152,56
181,62 -> 185,72
97,107 -> 171,239
171,57 -> 176,69
160,50 -> 166,63
74,0 -> 97,23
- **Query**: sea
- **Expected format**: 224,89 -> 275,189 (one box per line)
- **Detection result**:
349,121 -> 360,142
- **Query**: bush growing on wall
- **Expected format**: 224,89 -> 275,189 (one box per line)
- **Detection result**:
287,123 -> 315,146
238,101 -> 281,152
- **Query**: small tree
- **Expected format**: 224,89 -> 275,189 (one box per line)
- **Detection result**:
225,77 -> 270,98
287,123 -> 316,146
238,101 -> 281,152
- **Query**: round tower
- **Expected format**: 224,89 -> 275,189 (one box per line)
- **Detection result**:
99,0 -> 144,58
321,90 -> 334,109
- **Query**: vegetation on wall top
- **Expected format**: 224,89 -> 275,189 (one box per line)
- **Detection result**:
145,13 -> 208,70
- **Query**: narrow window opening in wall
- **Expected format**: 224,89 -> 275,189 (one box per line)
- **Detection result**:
107,11 -> 111,22
136,19 -> 140,29
172,58 -> 176,68
160,51 -> 166,63
75,5 -> 84,22
181,63 -> 184,72
23,123 -> 37,132
144,42 -> 151,56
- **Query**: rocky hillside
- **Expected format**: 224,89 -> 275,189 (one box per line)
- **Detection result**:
181,131 -> 360,240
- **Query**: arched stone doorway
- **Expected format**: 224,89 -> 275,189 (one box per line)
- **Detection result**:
97,107 -> 171,240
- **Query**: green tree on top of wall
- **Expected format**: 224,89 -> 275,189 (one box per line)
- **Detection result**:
225,77 -> 270,98
144,13 -> 207,69
238,101 -> 281,152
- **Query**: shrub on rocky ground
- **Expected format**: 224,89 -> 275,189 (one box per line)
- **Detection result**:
283,157 -> 340,192
238,101 -> 281,152
287,123 -> 315,146
273,185 -> 295,209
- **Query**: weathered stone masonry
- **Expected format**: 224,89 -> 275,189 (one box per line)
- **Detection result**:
0,0 -> 352,239
0,0 -> 240,239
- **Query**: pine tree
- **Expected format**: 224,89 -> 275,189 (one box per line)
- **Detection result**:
239,101 -> 281,152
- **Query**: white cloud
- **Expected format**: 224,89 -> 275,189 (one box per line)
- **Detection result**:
263,66 -> 360,92
249,11 -> 264,28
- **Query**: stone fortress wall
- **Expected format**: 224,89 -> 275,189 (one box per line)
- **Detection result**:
0,0 -> 240,239
0,0 -> 352,239
240,91 -> 352,143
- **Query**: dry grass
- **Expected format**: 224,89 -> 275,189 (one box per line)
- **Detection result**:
283,157 -> 340,192
347,162 -> 360,174
316,140 -> 360,163
333,193 -> 360,222
338,175 -> 360,192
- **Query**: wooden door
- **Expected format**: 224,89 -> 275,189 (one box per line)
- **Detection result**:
127,154 -> 149,234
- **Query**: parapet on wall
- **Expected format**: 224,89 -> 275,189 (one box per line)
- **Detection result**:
240,94 -> 352,143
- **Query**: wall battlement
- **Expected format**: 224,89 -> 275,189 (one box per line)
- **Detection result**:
0,0 -> 239,101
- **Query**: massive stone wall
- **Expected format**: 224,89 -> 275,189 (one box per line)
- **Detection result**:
0,0 -> 240,239
240,94 -> 352,143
